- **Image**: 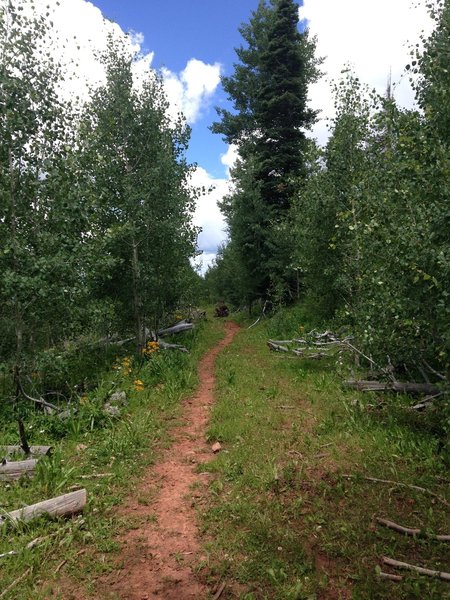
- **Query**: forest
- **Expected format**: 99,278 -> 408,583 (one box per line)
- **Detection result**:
0,0 -> 449,598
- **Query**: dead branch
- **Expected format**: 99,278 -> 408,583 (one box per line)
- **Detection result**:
411,392 -> 446,410
341,341 -> 379,367
344,380 -> 440,396
248,300 -> 269,329
212,581 -> 227,600
422,359 -> 447,381
382,557 -> 450,581
341,474 -> 450,508
0,568 -> 31,599
267,341 -> 289,353
376,517 -> 450,541
378,571 -> 403,582
18,380 -> 59,412
300,352 -> 327,360
0,550 -> 17,559
17,419 -> 30,455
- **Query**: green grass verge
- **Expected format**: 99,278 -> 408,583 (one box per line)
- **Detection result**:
198,312 -> 449,599
0,311 -> 225,599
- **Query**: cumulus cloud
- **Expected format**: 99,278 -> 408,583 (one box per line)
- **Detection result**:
299,0 -> 434,144
162,59 -> 222,123
190,166 -> 229,273
29,0 -> 153,102
30,0 -> 220,127
220,144 -> 239,177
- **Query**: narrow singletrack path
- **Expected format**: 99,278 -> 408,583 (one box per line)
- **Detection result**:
99,321 -> 240,600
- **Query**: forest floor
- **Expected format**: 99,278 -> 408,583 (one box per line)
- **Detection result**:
94,320 -> 240,599
1,311 -> 449,599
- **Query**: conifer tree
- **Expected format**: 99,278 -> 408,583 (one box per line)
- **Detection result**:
211,0 -> 319,303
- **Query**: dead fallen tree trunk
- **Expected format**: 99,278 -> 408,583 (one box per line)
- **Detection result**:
1,445 -> 52,458
0,489 -> 87,525
158,320 -> 194,337
0,459 -> 38,481
158,340 -> 188,353
267,341 -> 289,353
345,380 -> 440,396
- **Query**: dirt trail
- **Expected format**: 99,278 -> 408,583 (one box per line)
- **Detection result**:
98,321 -> 240,600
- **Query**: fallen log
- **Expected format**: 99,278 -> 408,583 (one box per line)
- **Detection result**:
0,489 -> 87,525
376,517 -> 450,541
267,341 -> 289,353
382,556 -> 450,581
1,445 -> 52,458
0,459 -> 38,481
158,340 -> 189,353
158,320 -> 194,337
344,380 -> 440,396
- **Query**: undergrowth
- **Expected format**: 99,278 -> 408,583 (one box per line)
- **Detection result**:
199,308 -> 449,599
0,310 -> 224,599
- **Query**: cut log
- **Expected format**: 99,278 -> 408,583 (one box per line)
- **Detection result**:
158,320 -> 194,336
344,380 -> 440,395
0,489 -> 87,525
0,459 -> 38,481
1,445 -> 52,458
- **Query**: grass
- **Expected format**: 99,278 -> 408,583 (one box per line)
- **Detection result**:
197,311 -> 450,599
0,310 -> 225,599
2,305 -> 448,599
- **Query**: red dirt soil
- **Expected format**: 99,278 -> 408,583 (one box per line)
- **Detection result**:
97,321 -> 240,600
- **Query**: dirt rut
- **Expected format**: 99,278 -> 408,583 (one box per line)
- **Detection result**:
99,321 -> 240,600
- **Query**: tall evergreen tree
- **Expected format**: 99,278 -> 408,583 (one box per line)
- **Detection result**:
255,0 -> 317,209
211,0 -> 319,303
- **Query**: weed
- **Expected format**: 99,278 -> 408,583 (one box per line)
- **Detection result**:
199,309 -> 450,599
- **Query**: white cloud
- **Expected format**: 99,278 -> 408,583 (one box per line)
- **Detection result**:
29,1 -> 220,127
162,59 -> 222,123
221,144 -> 239,177
192,251 -> 218,275
28,0 -> 153,102
299,0 -> 434,144
189,166 -> 229,272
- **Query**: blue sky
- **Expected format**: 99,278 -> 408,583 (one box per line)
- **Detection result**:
90,0 -> 262,179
